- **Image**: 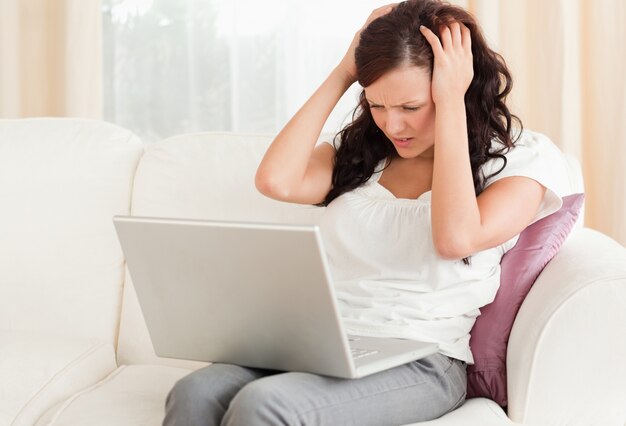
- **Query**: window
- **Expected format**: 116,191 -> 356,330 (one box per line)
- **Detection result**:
103,0 -> 384,142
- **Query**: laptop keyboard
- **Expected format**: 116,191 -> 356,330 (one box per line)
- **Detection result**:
350,347 -> 379,360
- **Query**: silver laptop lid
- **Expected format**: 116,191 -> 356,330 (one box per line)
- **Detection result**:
113,216 -> 356,377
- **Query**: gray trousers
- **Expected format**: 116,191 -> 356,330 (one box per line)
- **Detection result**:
163,353 -> 466,426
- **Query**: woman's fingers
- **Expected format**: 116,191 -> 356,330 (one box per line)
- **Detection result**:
450,22 -> 462,48
364,3 -> 398,28
338,3 -> 399,83
438,22 -> 467,51
420,21 -> 473,104
461,23 -> 472,52
422,21 -> 471,53
419,25 -> 444,57
439,25 -> 453,50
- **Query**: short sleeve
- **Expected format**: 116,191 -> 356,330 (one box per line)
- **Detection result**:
319,133 -> 339,151
480,130 -> 572,224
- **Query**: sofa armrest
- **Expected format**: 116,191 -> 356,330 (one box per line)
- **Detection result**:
506,227 -> 626,425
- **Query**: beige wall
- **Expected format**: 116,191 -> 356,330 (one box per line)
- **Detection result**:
468,0 -> 626,246
579,0 -> 626,245
0,0 -> 102,118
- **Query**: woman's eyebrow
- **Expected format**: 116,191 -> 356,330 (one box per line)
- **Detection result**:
398,100 -> 426,106
366,98 -> 426,106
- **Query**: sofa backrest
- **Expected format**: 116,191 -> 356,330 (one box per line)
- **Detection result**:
116,132 -> 324,366
0,118 -> 143,344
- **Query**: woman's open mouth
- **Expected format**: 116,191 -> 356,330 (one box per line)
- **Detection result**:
393,137 -> 413,147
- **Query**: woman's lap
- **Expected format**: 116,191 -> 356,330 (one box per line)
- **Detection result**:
164,353 -> 467,426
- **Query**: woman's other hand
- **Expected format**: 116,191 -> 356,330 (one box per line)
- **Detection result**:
337,3 -> 398,84
419,22 -> 473,105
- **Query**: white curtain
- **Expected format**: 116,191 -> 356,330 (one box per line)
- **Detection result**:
1,0 -> 624,246
102,0 -> 390,141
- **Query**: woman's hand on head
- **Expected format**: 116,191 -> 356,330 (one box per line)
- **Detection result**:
420,22 -> 474,106
337,3 -> 398,84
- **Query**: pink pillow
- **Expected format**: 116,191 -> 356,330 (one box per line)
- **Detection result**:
467,193 -> 585,407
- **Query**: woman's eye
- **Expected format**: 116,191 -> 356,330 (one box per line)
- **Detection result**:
403,106 -> 420,112
369,104 -> 382,109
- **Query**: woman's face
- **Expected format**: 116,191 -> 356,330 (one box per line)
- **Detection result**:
364,64 -> 436,159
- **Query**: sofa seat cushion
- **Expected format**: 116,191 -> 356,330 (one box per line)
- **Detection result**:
0,330 -> 116,426
408,398 -> 516,425
36,364 -> 511,426
36,365 -> 192,426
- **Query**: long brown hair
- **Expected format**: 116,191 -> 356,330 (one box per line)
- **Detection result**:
320,0 -> 521,206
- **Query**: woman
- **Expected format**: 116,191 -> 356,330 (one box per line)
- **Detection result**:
164,1 -> 566,424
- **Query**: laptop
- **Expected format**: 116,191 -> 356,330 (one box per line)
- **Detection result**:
113,216 -> 439,379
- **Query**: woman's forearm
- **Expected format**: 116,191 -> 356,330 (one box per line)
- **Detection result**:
430,99 -> 481,258
255,67 -> 354,198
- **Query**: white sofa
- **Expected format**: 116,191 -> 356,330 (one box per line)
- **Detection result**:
1,117 -> 625,426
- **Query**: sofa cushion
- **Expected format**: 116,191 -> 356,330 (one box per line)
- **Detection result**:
0,118 -> 144,344
0,330 -> 116,426
35,365 -> 191,426
129,132 -> 323,224
467,193 -> 585,406
408,398 -> 513,425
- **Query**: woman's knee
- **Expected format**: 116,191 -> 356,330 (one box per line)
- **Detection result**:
165,369 -> 220,424
167,369 -> 212,406
165,364 -> 260,426
222,378 -> 296,426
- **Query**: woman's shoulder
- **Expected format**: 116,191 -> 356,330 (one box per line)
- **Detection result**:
483,128 -> 565,172
482,128 -> 573,219
490,128 -> 559,154
319,133 -> 340,150
512,128 -> 562,154
482,128 -> 570,190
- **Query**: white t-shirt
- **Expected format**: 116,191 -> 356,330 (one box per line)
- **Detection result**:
319,130 -> 571,363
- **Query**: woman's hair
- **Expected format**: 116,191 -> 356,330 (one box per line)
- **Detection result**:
320,0 -> 522,206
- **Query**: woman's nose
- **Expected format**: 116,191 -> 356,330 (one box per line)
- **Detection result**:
385,112 -> 405,135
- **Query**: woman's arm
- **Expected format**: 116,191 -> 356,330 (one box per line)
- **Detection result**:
255,5 -> 397,205
254,67 -> 352,205
421,23 -> 545,259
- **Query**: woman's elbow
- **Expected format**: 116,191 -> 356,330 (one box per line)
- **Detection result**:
433,236 -> 473,260
255,169 -> 290,200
